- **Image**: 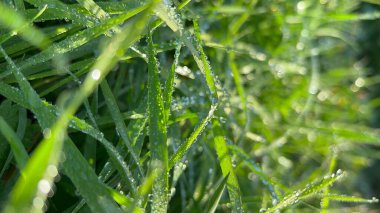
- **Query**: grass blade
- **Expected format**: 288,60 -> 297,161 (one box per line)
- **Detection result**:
169,105 -> 217,169
264,170 -> 345,213
147,29 -> 169,212
206,174 -> 229,213
212,121 -> 245,212
0,116 -> 28,170
100,80 -> 143,176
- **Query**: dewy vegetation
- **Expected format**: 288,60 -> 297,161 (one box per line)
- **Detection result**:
0,0 -> 379,212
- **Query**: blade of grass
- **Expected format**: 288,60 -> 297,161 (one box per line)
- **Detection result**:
206,174 -> 229,213
212,121 -> 245,212
319,194 -> 379,203
169,105 -> 217,169
321,149 -> 338,213
147,29 -> 169,212
163,41 -> 181,121
100,80 -> 143,176
264,170 -> 345,213
0,116 -> 28,170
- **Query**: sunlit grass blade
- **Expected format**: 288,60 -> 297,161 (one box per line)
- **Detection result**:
319,194 -> 379,204
263,170 -> 345,213
147,29 -> 169,212
75,0 -> 109,20
0,116 -> 28,170
212,121 -> 245,212
1,45 -> 62,212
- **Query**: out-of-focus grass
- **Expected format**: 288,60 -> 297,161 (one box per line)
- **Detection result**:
0,0 -> 379,212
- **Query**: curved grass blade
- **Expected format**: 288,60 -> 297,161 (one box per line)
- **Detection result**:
147,29 -> 169,212
0,116 -> 28,170
263,170 -> 345,213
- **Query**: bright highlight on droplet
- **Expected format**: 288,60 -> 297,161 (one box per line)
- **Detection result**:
43,128 -> 51,139
47,165 -> 58,178
91,69 -> 101,80
33,197 -> 44,209
38,179 -> 51,194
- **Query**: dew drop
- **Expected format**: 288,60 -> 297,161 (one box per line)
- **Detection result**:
91,69 -> 101,80
38,179 -> 51,194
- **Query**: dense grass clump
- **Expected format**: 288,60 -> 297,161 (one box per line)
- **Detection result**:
0,0 -> 380,212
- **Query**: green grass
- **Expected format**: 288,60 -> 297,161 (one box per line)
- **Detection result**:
0,0 -> 380,212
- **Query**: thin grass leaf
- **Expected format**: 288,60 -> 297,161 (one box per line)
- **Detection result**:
169,105 -> 217,169
263,170 -> 345,213
163,41 -> 181,121
100,80 -> 143,176
0,116 -> 28,170
147,29 -> 169,213
321,150 -> 338,213
206,174 -> 229,213
319,194 -> 379,203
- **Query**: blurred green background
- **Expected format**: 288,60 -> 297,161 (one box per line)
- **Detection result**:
1,0 -> 380,212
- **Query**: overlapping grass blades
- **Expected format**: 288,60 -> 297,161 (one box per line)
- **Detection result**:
0,1 -> 155,212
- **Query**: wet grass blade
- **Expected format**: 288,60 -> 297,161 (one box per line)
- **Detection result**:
147,29 -> 169,212
264,170 -> 345,213
169,105 -> 217,169
100,80 -> 143,176
163,41 -> 181,121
